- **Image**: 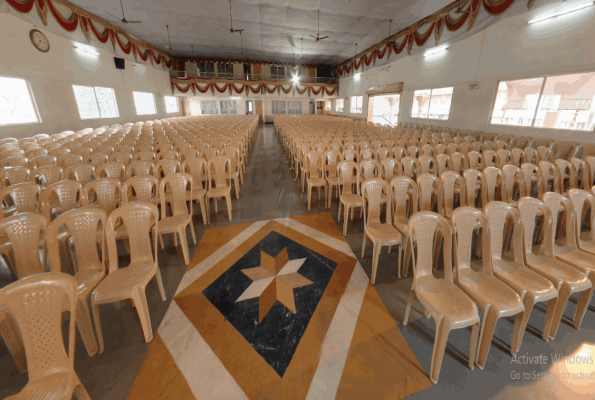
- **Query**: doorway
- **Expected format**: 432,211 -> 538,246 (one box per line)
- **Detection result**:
254,100 -> 263,123
309,100 -> 315,115
246,100 -> 254,115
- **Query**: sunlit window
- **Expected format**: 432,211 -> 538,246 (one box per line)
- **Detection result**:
164,96 -> 179,113
336,99 -> 344,112
0,76 -> 39,126
132,91 -> 156,115
73,85 -> 119,120
325,101 -> 331,111
350,96 -> 363,113
412,87 -> 453,120
369,94 -> 400,125
490,78 -> 543,126
272,101 -> 286,114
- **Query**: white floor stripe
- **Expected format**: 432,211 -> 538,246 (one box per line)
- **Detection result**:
159,302 -> 249,400
274,217 -> 354,256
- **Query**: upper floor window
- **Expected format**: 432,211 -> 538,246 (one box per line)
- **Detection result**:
411,87 -> 453,120
350,96 -> 363,113
336,99 -> 344,112
164,96 -> 179,113
72,85 -> 119,120
271,66 -> 285,79
198,62 -> 215,77
132,91 -> 156,115
492,72 -> 595,131
217,63 -> 234,77
0,76 -> 39,126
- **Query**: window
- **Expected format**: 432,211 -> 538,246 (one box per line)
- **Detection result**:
288,101 -> 302,114
411,87 -> 453,120
369,94 -> 400,125
0,76 -> 39,126
350,96 -> 363,113
217,63 -> 234,78
272,101 -> 286,114
325,101 -> 331,111
72,85 -> 119,120
200,100 -> 218,115
132,92 -> 156,115
490,78 -> 543,126
336,99 -> 344,112
198,62 -> 215,77
248,101 -> 253,112
220,100 -> 237,115
271,66 -> 285,79
164,96 -> 179,113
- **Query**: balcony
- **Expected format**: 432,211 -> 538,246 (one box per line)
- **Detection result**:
170,71 -> 338,84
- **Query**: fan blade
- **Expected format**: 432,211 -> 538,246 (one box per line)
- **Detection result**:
126,21 -> 142,23
106,12 -> 122,21
309,35 -> 317,40
319,36 -> 329,40
235,29 -> 245,32
221,25 -> 232,32
164,45 -> 170,49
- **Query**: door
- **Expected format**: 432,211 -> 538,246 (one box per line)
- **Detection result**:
254,100 -> 263,123
309,100 -> 315,115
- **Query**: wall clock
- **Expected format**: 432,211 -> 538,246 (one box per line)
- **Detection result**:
30,29 -> 50,53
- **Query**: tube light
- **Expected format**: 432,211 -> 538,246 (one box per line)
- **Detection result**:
424,46 -> 448,57
354,73 -> 361,81
528,2 -> 595,24
74,44 -> 99,56
292,74 -> 300,84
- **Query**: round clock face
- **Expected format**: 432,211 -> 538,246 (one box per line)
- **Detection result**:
30,29 -> 50,53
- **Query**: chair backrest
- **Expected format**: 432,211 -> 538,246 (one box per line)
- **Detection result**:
408,212 -> 453,282
105,202 -> 159,272
0,167 -> 29,188
0,182 -> 41,215
568,189 -> 595,251
46,207 -> 106,275
160,173 -> 192,217
502,165 -> 526,204
510,148 -> 525,167
207,156 -> 232,189
417,173 -> 443,215
0,272 -> 78,381
96,161 -> 125,181
0,213 -> 47,279
408,146 -> 420,158
392,146 -> 406,161
484,167 -> 507,202
324,150 -> 342,178
518,197 -> 555,258
380,158 -> 399,183
463,169 -> 488,209
570,157 -> 590,190
468,151 -> 483,170
65,164 -> 94,184
122,175 -> 159,204
400,156 -> 417,179
390,176 -> 418,221
484,201 -> 524,264
182,158 -> 207,190
157,149 -> 179,162
441,171 -> 466,219
520,163 -> 543,199
555,159 -> 577,195
133,151 -> 156,162
524,147 -> 540,165
543,192 -> 578,250
337,160 -> 359,195
452,207 -> 492,279
154,159 -> 181,179
362,179 -> 390,225
84,153 -> 108,168
40,180 -> 82,221
539,161 -> 562,194
82,178 -> 121,215
126,160 -> 154,179
416,155 -> 437,176
58,154 -> 83,170
203,148 -> 220,161
179,149 -> 199,163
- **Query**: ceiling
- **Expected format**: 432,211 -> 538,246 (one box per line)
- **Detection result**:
69,0 -> 458,66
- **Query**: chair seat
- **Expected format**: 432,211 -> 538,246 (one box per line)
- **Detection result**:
6,372 -> 71,400
554,247 -> 595,275
93,260 -> 156,304
340,194 -> 363,206
458,270 -> 524,315
159,215 -> 192,234
207,187 -> 231,197
326,176 -> 339,185
308,177 -> 326,186
526,253 -> 591,291
365,222 -> 401,246
415,278 -> 479,328
186,188 -> 206,201
492,259 -> 557,302
76,268 -> 105,297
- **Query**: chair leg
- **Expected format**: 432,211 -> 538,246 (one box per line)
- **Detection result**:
343,205 -> 349,236
510,310 -> 525,355
361,231 -> 367,258
402,236 -> 411,278
225,194 -> 232,221
549,284 -> 572,339
73,380 -> 92,400
338,201 -> 342,222
91,301 -> 104,354
234,177 -> 240,199
199,198 -> 207,225
371,241 -> 380,284
206,197 -> 211,224
76,298 -> 99,357
0,317 -> 27,373
324,185 -> 328,208
476,306 -> 499,370
430,318 -> 451,384
469,321 -> 480,370
403,289 -> 415,325
542,297 -> 557,342
573,285 -> 594,330
159,234 -> 165,249
131,286 -> 153,343
308,184 -> 312,210
189,221 -> 197,245
178,228 -> 190,265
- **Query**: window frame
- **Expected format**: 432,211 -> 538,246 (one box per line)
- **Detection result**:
200,100 -> 218,115
410,86 -> 453,120
132,91 -> 157,116
0,75 -> 41,126
272,100 -> 287,114
220,100 -> 238,115
72,85 -> 119,120
350,96 -> 363,114
288,101 -> 302,115
488,71 -> 595,132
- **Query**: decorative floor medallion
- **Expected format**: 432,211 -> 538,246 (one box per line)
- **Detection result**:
128,214 -> 433,400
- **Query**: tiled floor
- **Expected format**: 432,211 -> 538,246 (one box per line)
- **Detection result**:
1,124 -> 595,399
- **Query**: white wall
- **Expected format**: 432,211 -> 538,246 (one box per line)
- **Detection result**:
338,6 -> 595,144
0,12 -> 181,139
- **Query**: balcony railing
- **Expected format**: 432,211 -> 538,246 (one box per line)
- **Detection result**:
170,71 -> 338,84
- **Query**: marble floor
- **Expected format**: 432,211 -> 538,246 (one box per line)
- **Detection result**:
1,123 -> 595,399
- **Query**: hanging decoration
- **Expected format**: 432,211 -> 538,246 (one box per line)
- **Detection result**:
336,0 -> 530,76
6,0 -> 174,68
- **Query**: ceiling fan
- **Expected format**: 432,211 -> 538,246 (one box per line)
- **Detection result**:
310,10 -> 329,42
221,0 -> 244,33
239,31 -> 245,55
106,0 -> 141,24
164,25 -> 181,51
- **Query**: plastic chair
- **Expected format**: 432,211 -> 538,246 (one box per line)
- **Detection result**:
569,189 -> 595,256
0,212 -> 46,281
122,175 -> 159,205
96,161 -> 125,181
158,173 -> 196,265
451,207 -> 525,369
91,202 -> 166,352
65,164 -> 95,185
0,272 -> 91,400
82,178 -> 122,215
390,176 -> 418,278
324,150 -> 342,207
29,155 -> 57,169
182,159 -> 208,225
403,211 -> 480,384
206,156 -> 233,222
502,165 -> 526,206
109,152 -> 132,166
484,167 -> 507,202
154,159 -> 181,179
46,208 -> 107,357
222,146 -> 242,198
361,179 -> 402,284
517,197 -> 592,339
0,167 -> 29,188
156,149 -> 179,162
58,154 -> 83,170
337,161 -> 363,235
84,153 -> 108,168
133,151 -> 156,162
40,180 -> 83,222
126,160 -> 154,179
0,183 -> 41,217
